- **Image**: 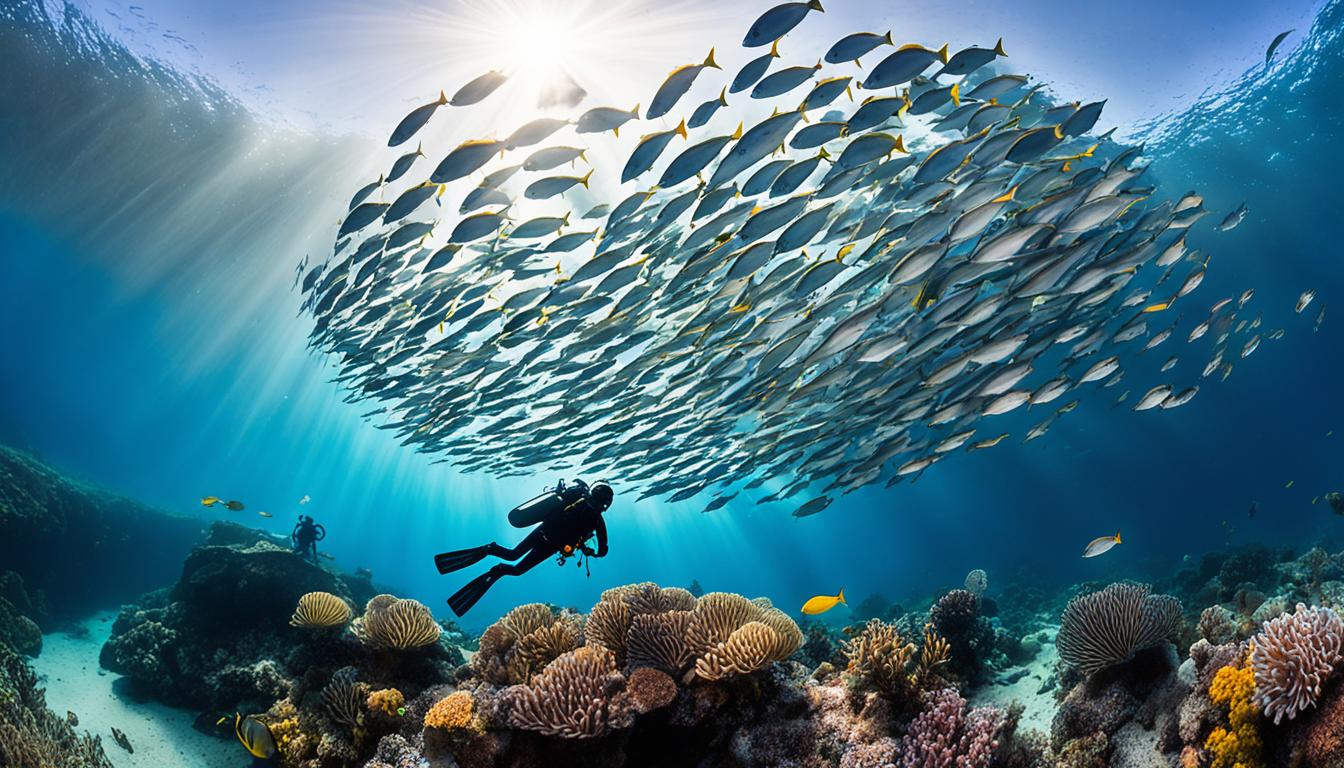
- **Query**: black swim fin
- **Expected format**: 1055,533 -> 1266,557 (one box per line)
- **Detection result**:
434,546 -> 492,575
447,569 -> 500,617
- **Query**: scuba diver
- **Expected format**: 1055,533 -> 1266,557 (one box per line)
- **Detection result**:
291,515 -> 325,563
435,479 -> 613,617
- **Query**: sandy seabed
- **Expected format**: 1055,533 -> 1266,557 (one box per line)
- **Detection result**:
32,611 -> 237,768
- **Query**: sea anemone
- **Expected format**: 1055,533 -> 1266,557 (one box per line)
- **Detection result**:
1250,603 -> 1344,724
501,646 -> 633,739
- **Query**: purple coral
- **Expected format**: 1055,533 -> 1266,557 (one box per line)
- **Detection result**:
898,688 -> 1005,768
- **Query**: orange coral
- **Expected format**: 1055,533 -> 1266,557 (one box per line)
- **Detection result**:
366,688 -> 405,717
423,691 -> 482,733
1204,658 -> 1264,768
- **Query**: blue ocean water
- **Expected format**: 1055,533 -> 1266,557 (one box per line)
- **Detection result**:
1,0 -> 1342,632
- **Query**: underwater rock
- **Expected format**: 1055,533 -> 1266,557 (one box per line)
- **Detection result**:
1052,644 -> 1184,751
0,642 -> 113,767
0,445 -> 206,625
0,593 -> 42,656
929,588 -> 1004,684
100,522 -> 463,711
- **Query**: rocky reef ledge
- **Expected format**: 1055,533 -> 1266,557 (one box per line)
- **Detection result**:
0,444 -> 206,649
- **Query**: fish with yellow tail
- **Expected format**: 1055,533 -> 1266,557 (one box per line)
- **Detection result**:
233,713 -> 277,760
801,588 -> 846,615
202,497 -> 245,511
1082,532 -> 1121,558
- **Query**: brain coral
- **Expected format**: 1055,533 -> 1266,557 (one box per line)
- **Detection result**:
353,594 -> 441,650
1056,582 -> 1182,675
502,646 -> 633,738
289,591 -> 352,628
1251,603 -> 1344,724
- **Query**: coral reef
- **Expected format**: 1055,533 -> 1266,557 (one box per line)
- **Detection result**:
898,687 -> 1005,768
1057,582 -> 1182,675
0,642 -> 113,767
353,595 -> 442,650
929,588 -> 1000,683
502,645 -> 634,738
472,602 -> 581,684
1250,603 -> 1343,724
843,619 -> 949,706
1204,655 -> 1264,768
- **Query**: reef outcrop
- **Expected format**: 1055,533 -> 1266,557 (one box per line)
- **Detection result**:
100,521 -> 461,712
0,641 -> 113,767
0,444 -> 205,627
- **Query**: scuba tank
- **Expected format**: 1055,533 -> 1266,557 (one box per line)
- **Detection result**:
507,480 -> 589,528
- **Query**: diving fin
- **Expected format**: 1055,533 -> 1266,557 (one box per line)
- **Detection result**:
433,545 -> 492,575
447,569 -> 500,617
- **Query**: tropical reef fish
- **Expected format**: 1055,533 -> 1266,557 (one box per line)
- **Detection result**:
801,588 -> 846,615
234,714 -> 277,759
1082,532 -> 1121,558
389,91 -> 446,147
743,0 -> 824,48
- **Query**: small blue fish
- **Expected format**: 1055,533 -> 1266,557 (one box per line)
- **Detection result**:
648,49 -> 719,119
824,31 -> 892,65
730,41 -> 779,94
743,0 -> 824,48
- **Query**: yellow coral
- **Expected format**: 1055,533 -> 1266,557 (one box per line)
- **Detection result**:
265,699 -> 305,766
423,691 -> 482,733
1205,661 -> 1264,768
366,688 -> 405,717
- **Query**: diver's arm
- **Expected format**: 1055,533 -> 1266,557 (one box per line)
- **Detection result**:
593,516 -> 608,557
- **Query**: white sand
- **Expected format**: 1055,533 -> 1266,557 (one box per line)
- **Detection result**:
968,626 -> 1060,736
31,611 -> 237,768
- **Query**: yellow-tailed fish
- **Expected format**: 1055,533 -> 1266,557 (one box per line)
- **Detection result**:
801,588 -> 846,615
1082,532 -> 1121,558
201,496 -> 221,507
234,714 -> 277,759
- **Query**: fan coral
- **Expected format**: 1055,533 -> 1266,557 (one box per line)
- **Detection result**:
965,569 -> 989,597
898,687 -> 1006,768
1056,583 -> 1182,675
627,666 -> 678,713
843,620 -> 949,700
366,688 -> 405,717
322,667 -> 367,730
1204,659 -> 1263,768
472,603 -> 581,684
502,646 -> 633,738
1250,602 -> 1344,724
423,691 -> 482,733
290,591 -> 352,628
354,594 -> 441,650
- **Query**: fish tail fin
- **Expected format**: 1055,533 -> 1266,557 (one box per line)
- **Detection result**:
950,82 -> 960,107
580,170 -> 592,188
994,38 -> 1007,57
937,43 -> 949,63
770,40 -> 780,58
854,58 -> 863,69
991,185 -> 1017,203
838,587 -> 846,604
808,0 -> 823,11
675,119 -> 688,140
845,85 -> 854,101
731,121 -> 744,140
817,146 -> 831,160
717,87 -> 727,106
631,102 -> 641,116
704,48 -> 719,70
613,126 -> 619,138
437,90 -> 447,105
894,134 -> 907,153
579,149 -> 588,162
1115,531 -> 1122,543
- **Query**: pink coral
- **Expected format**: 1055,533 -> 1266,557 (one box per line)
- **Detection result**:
898,688 -> 1005,768
1251,603 -> 1344,724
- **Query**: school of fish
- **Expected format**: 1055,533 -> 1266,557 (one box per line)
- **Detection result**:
296,2 -> 1307,518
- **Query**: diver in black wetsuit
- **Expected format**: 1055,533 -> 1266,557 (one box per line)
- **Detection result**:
292,515 -> 325,563
435,479 -> 613,617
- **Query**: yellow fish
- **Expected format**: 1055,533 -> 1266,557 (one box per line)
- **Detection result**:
201,496 -> 221,507
1141,302 -> 1170,313
801,589 -> 846,615
234,714 -> 277,760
